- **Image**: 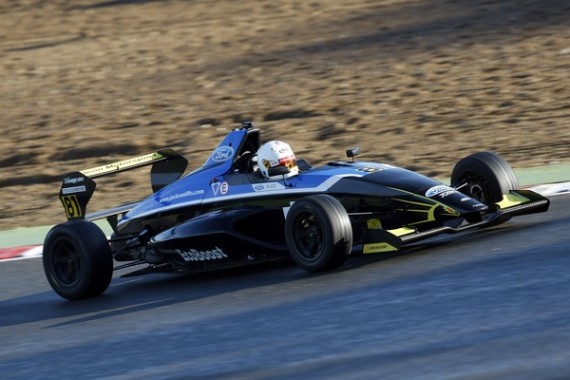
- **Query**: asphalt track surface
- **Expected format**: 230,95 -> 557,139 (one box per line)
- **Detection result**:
1,194 -> 569,379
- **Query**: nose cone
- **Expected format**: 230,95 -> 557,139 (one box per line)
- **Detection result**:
452,194 -> 489,214
425,185 -> 489,214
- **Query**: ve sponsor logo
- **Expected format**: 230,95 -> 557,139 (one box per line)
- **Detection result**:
211,181 -> 229,196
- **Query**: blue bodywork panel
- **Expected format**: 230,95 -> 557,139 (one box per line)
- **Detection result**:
117,127 -> 407,227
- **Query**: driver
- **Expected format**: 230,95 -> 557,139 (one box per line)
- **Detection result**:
256,140 -> 299,180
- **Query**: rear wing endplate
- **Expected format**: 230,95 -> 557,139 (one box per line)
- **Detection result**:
59,149 -> 187,220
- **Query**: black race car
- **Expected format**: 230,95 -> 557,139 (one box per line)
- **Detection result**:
43,122 -> 549,300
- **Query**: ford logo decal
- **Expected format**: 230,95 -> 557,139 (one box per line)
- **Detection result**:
212,146 -> 234,162
425,185 -> 454,198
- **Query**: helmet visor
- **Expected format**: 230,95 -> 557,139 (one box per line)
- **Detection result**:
278,156 -> 297,169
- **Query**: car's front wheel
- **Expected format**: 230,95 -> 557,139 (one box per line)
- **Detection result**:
285,194 -> 353,273
451,151 -> 519,211
43,220 -> 113,300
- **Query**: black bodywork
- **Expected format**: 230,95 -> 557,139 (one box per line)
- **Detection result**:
49,123 -> 550,283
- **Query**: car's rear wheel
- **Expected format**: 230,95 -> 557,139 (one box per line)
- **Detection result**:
285,194 -> 353,273
451,151 -> 519,211
43,220 -> 113,300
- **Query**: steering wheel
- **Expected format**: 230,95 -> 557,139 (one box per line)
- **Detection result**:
247,153 -> 258,173
235,151 -> 253,172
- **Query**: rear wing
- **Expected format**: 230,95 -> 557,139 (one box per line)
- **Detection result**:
59,149 -> 187,221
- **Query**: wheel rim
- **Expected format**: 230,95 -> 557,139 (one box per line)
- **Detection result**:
291,210 -> 324,261
460,171 -> 490,205
50,238 -> 81,287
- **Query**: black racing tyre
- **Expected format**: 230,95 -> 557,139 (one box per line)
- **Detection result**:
43,220 -> 113,300
451,151 -> 519,210
285,194 -> 353,273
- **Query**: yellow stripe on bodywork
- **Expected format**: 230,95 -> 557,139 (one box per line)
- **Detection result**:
496,192 -> 530,210
363,242 -> 399,254
386,226 -> 416,237
367,218 -> 382,229
393,198 -> 439,225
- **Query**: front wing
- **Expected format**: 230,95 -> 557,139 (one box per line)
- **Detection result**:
359,189 -> 549,253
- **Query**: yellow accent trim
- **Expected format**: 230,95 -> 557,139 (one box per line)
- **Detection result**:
394,198 -> 439,224
363,242 -> 398,254
60,194 -> 82,219
496,192 -> 530,210
367,218 -> 382,229
389,187 -> 460,225
441,206 -> 461,217
80,152 -> 165,177
394,198 -> 434,208
386,227 -> 416,237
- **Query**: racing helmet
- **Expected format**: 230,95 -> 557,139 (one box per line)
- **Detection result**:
256,140 -> 299,180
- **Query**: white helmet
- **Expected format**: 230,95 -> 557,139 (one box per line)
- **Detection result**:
256,140 -> 299,180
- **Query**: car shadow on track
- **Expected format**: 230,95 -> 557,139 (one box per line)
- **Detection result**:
0,259 -> 300,328
0,217 -> 556,328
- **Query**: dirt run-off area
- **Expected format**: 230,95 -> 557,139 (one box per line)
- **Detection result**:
0,0 -> 569,230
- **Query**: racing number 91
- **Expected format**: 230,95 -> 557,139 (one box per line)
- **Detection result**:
61,195 -> 83,219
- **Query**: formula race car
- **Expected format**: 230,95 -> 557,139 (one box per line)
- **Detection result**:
43,122 -> 550,300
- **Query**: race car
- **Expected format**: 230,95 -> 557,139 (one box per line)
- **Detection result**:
43,122 -> 550,300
